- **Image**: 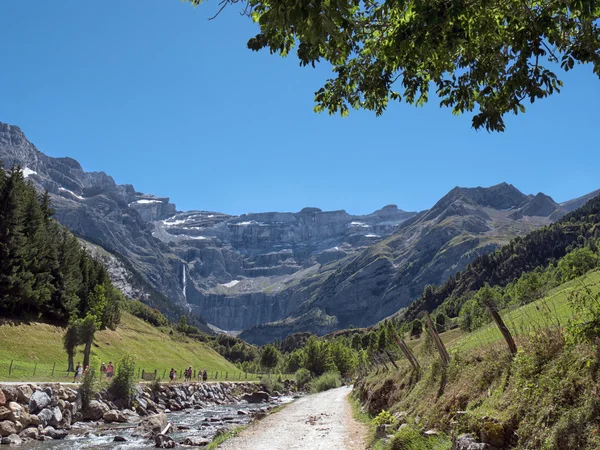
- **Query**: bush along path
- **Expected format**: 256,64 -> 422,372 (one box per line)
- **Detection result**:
0,380 -> 297,447
218,385 -> 367,450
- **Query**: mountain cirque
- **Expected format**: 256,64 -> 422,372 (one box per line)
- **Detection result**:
0,121 -> 595,343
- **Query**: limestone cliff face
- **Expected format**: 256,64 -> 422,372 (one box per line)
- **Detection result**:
1,121 -> 594,343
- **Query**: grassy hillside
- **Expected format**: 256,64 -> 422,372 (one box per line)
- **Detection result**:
0,312 -> 238,382
356,269 -> 600,449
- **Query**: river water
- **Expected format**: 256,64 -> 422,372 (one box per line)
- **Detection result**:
22,396 -> 294,449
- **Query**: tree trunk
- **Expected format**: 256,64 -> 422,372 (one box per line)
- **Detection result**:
83,337 -> 93,368
485,302 -> 517,356
67,352 -> 74,373
391,331 -> 421,371
425,312 -> 450,367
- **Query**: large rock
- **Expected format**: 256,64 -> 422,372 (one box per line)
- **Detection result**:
83,400 -> 109,421
131,413 -> 168,438
7,403 -> 22,423
103,410 -> 127,423
453,433 -> 495,450
0,388 -> 17,405
0,421 -> 17,437
154,434 -> 175,448
42,426 -> 68,440
0,390 -> 6,407
0,434 -> 21,446
181,436 -> 210,446
241,391 -> 270,404
19,427 -> 39,440
28,391 -> 51,413
15,386 -> 33,404
0,408 -> 10,421
37,408 -> 54,428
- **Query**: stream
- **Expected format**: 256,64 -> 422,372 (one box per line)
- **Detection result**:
21,396 -> 294,449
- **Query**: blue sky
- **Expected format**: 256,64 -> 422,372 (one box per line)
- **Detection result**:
0,0 -> 598,215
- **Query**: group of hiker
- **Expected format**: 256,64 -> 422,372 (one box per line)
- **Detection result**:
73,361 -> 114,382
169,367 -> 208,383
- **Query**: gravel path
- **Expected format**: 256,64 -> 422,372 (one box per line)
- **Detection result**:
219,386 -> 367,450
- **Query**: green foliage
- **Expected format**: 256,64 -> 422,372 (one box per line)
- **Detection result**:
109,354 -> 137,406
329,339 -> 358,376
124,300 -> 169,327
409,320 -> 422,339
390,425 -> 452,450
566,284 -> 600,346
79,357 -> 99,409
309,370 -> 342,393
191,0 -> 600,131
295,368 -> 312,390
373,409 -> 395,426
259,376 -> 284,394
558,247 -> 600,282
259,344 -> 281,372
303,336 -> 334,376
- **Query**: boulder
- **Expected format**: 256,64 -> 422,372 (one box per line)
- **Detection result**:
0,421 -> 17,437
241,391 -> 270,404
19,428 -> 39,440
7,403 -> 22,422
0,434 -> 21,446
480,421 -> 507,448
1,388 -> 17,405
15,386 -> 33,404
154,434 -> 175,448
0,391 -> 6,407
37,408 -> 54,427
83,400 -> 109,421
42,426 -> 68,440
114,436 -> 127,442
49,407 -> 62,428
181,436 -> 210,446
0,408 -> 10,421
28,415 -> 40,427
131,413 -> 168,438
28,391 -> 50,413
452,433 -> 495,450
103,410 -> 127,423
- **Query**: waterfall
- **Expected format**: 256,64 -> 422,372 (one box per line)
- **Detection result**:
182,263 -> 187,300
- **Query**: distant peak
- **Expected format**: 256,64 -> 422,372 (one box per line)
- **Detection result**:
299,207 -> 322,214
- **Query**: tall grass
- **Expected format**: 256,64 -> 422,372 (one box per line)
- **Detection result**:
309,371 -> 342,393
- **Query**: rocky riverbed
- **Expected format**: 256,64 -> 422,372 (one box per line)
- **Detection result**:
0,381 -> 295,448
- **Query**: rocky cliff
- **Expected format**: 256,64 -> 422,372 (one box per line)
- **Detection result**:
1,121 -> 594,343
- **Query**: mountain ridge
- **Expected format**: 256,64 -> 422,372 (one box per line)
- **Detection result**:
1,120 -> 597,343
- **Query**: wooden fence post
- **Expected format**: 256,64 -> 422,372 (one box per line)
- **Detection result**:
51,362 -> 56,377
9,360 -> 13,375
391,331 -> 421,371
33,363 -> 37,376
425,312 -> 450,367
485,301 -> 517,356
384,349 -> 399,370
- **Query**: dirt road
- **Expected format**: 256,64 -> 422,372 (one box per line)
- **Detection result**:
218,386 -> 367,450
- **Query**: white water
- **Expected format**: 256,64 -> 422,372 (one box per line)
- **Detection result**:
182,264 -> 187,300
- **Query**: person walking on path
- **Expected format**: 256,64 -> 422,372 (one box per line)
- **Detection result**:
169,368 -> 176,383
106,361 -> 114,378
202,369 -> 208,383
74,362 -> 83,382
100,362 -> 107,376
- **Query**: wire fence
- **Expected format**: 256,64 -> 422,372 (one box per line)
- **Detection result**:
0,359 -> 295,384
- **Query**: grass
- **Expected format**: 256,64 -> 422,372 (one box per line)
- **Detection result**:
357,270 -> 600,450
206,425 -> 248,449
0,312 -> 238,382
455,269 -> 600,351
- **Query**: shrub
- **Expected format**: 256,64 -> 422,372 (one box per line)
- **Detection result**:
295,368 -> 312,390
260,376 -> 284,394
309,371 -> 342,393
79,358 -> 99,409
110,354 -> 136,406
374,409 -> 395,426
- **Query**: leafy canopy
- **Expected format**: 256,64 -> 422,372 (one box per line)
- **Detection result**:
187,0 -> 600,131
